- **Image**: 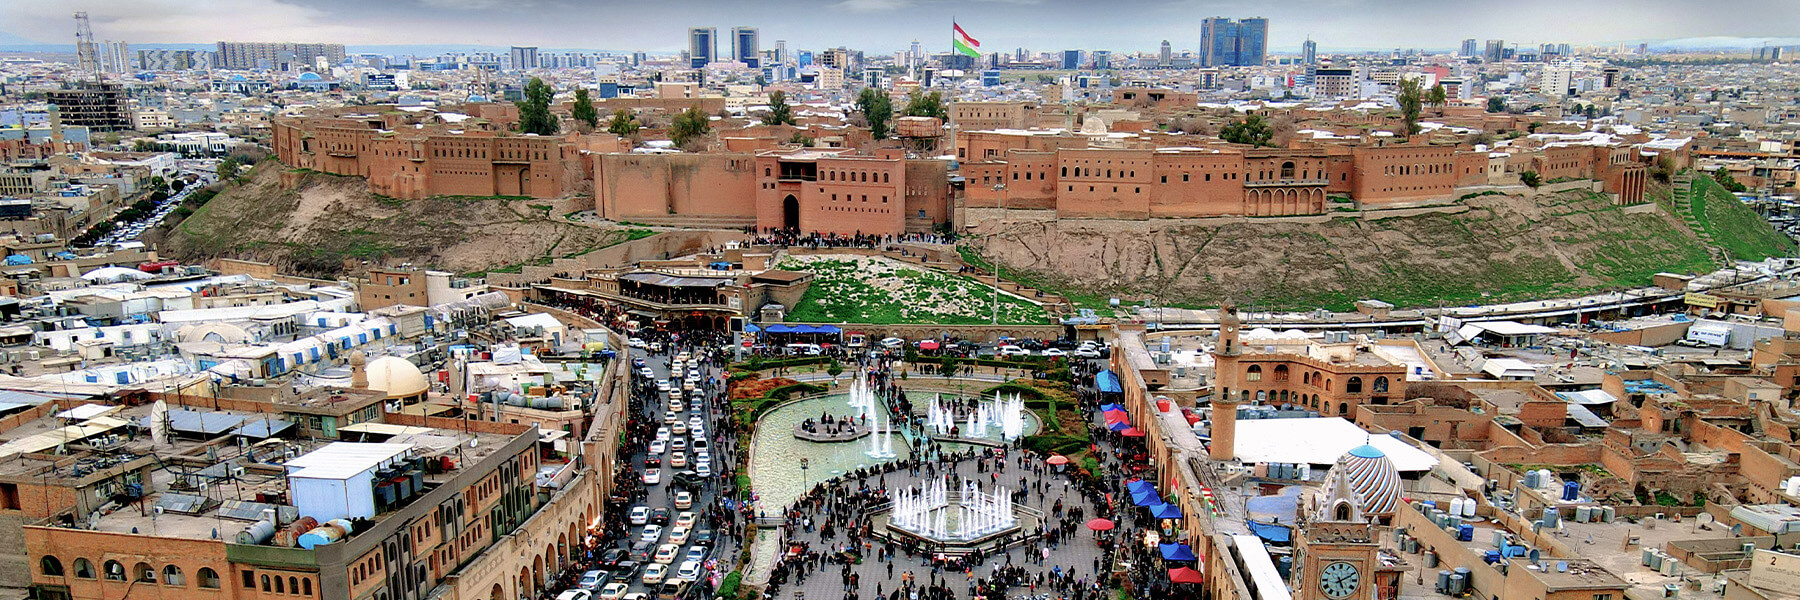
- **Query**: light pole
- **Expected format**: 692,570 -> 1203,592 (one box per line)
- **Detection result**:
990,183 -> 1007,325
800,457 -> 809,487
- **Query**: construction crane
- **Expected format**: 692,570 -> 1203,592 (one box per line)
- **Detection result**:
73,11 -> 101,82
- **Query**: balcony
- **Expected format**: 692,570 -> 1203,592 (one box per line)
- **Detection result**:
1243,178 -> 1328,188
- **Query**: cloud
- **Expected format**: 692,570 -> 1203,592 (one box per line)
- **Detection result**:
416,0 -> 529,9
832,0 -> 914,11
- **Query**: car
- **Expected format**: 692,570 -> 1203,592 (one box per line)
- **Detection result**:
668,525 -> 692,545
664,412 -> 680,424
670,360 -> 684,372
598,582 -> 631,600
651,507 -> 671,524
693,529 -> 715,545
623,593 -> 649,600
688,424 -> 705,439
556,590 -> 593,600
669,470 -> 701,491
676,560 -> 702,580
639,524 -> 663,543
655,579 -> 691,600
695,461 -> 712,477
639,368 -> 656,379
628,338 -> 647,348
628,541 -> 655,562
669,391 -> 684,406
641,563 -> 668,585
670,452 -> 688,468
687,416 -> 705,430
682,545 -> 708,564
671,438 -> 688,452
580,570 -> 610,591
675,352 -> 691,362
653,543 -> 680,564
674,491 -> 693,509
880,337 -> 906,349
1040,348 -> 1067,357
644,456 -> 662,470
671,423 -> 688,436
655,427 -> 671,441
629,506 -> 650,526
691,438 -> 709,452
649,341 -> 664,352
599,548 -> 628,568
682,380 -> 696,392
641,468 -> 661,485
674,512 -> 697,528
999,345 -> 1028,356
690,400 -> 705,413
611,560 -> 644,579
633,358 -> 647,367
657,382 -> 672,392
1073,348 -> 1102,358
649,439 -> 667,454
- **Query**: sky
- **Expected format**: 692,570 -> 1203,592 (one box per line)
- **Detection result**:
4,0 -> 1800,55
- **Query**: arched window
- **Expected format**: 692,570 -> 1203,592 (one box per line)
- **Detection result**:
103,561 -> 126,581
1303,372 -> 1311,385
276,575 -> 285,594
163,565 -> 184,586
1346,376 -> 1363,394
304,577 -> 313,595
262,574 -> 271,591
289,576 -> 299,594
40,556 -> 63,577
1280,161 -> 1295,179
1273,364 -> 1289,383
74,558 -> 94,579
1335,501 -> 1352,521
1256,390 -> 1267,402
135,562 -> 155,583
198,568 -> 220,589
1339,402 -> 1349,415
1325,379 -> 1332,392
1373,376 -> 1389,393
1245,365 -> 1263,382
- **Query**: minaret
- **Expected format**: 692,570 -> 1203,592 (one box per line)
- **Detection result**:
1210,304 -> 1242,461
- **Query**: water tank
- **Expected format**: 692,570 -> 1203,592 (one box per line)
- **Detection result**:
297,522 -> 346,549
1602,506 -> 1616,522
1484,550 -> 1502,564
235,520 -> 277,545
1543,507 -> 1561,527
325,518 -> 356,534
1298,464 -> 1312,480
1562,481 -> 1581,501
1538,469 -> 1554,486
408,471 -> 423,496
1524,470 -> 1541,488
1576,506 -> 1593,522
1648,551 -> 1664,570
1436,570 -> 1452,592
375,482 -> 397,507
1458,524 -> 1474,542
273,517 -> 318,548
1448,574 -> 1466,595
1462,498 -> 1477,517
1642,548 -> 1656,566
1450,498 -> 1466,517
1493,530 -> 1507,548
1786,476 -> 1800,497
1662,556 -> 1679,576
1425,551 -> 1439,568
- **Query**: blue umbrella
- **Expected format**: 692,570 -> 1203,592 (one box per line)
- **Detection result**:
1127,479 -> 1157,494
1151,503 -> 1184,519
1108,420 -> 1132,432
1132,489 -> 1161,507
1158,543 -> 1197,561
1100,403 -> 1125,412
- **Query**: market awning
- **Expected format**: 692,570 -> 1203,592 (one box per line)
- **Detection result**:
1150,503 -> 1183,519
1132,488 -> 1162,506
1246,520 -> 1292,543
1159,543 -> 1197,561
618,272 -> 731,288
1096,369 -> 1123,394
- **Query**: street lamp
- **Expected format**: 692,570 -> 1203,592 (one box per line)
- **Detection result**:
799,457 -> 809,486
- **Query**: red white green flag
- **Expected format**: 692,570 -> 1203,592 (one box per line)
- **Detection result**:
953,22 -> 981,58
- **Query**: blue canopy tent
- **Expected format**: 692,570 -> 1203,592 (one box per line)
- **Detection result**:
1100,403 -> 1125,412
1246,520 -> 1292,543
1096,369 -> 1123,394
1108,420 -> 1133,432
1127,479 -> 1157,494
1150,503 -> 1183,519
1158,543 -> 1197,561
1132,488 -> 1161,507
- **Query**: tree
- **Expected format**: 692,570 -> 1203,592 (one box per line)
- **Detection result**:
789,132 -> 815,147
515,77 -> 559,136
902,89 -> 947,120
1520,170 -> 1542,188
764,91 -> 796,126
670,105 -> 712,149
217,157 -> 241,180
856,88 -> 894,139
606,109 -> 640,138
1486,96 -> 1507,113
1426,83 -> 1448,115
170,179 -> 186,192
826,359 -> 845,380
1396,77 -> 1424,136
1713,169 -> 1748,193
1219,114 -> 1275,147
570,88 -> 599,129
938,356 -> 962,378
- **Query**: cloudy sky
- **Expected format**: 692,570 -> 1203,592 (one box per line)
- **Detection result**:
4,0 -> 1798,54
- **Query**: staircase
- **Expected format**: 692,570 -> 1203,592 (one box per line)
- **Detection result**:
1670,172 -> 1731,265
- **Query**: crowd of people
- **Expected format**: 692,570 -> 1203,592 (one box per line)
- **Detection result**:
749,228 -> 957,250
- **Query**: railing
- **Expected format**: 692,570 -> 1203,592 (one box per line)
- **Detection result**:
592,289 -> 734,311
1243,178 -> 1328,187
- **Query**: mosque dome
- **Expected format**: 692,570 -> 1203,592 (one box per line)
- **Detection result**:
1322,443 -> 1403,519
298,72 -> 322,81
364,356 -> 429,399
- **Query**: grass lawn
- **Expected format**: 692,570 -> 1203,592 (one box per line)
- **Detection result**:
779,255 -> 1049,325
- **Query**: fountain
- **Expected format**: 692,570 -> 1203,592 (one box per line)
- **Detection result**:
886,479 -> 1021,543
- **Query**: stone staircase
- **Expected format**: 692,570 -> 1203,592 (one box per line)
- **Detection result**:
1670,172 -> 1731,265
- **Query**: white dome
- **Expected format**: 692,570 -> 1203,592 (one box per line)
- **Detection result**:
365,356 -> 429,398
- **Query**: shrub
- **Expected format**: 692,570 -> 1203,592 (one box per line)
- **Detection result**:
1020,434 -> 1089,456
717,571 -> 743,599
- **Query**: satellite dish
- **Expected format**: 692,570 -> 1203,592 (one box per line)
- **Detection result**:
1697,513 -> 1716,526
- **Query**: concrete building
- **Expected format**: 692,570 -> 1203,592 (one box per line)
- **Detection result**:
214,42 -> 345,70
731,27 -> 759,68
507,46 -> 539,71
1200,17 -> 1268,67
688,28 -> 716,69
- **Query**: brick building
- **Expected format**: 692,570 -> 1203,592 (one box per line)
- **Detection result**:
272,106 -> 582,201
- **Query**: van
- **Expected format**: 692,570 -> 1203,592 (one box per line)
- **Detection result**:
785,343 -> 822,356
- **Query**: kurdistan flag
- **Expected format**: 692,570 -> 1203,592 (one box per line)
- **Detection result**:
953,22 -> 981,57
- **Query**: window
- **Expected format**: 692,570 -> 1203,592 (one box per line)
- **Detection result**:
75,559 -> 94,579
1372,376 -> 1389,393
104,561 -> 125,581
40,556 -> 62,577
163,565 -> 184,586
198,568 -> 220,589
1346,377 -> 1363,394
1246,365 -> 1262,382
304,578 -> 313,595
262,574 -> 271,591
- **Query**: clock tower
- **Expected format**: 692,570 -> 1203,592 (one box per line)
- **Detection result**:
1294,452 -> 1381,600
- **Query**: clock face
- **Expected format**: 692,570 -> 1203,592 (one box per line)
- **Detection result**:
1319,561 -> 1360,599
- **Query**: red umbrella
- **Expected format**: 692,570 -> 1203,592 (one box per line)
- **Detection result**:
1168,567 -> 1205,584
1121,427 -> 1147,437
1085,518 -> 1115,531
1046,455 -> 1070,465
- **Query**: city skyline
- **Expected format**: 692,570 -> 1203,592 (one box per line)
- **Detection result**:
4,0 -> 1800,56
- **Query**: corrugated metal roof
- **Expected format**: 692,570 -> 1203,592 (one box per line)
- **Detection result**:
144,409 -> 247,435
285,442 -> 413,480
235,418 -> 293,439
619,272 -> 730,288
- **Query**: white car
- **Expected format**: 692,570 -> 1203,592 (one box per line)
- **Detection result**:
657,382 -> 672,392
598,582 -> 630,600
675,512 -> 697,528
674,491 -> 693,509
999,345 -> 1028,356
676,560 -> 702,580
641,563 -> 668,585
629,506 -> 650,525
655,427 -> 671,441
1073,348 -> 1102,358
1041,348 -> 1067,357
639,368 -> 655,378
629,338 -> 647,349
668,525 -> 692,544
653,543 -> 680,564
641,468 -> 661,485
687,416 -> 704,430
880,337 -> 906,349
638,524 -> 663,543
695,461 -> 712,477
671,438 -> 688,452
649,439 -> 667,454
670,452 -> 688,468
556,590 -> 593,600
671,423 -> 688,436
